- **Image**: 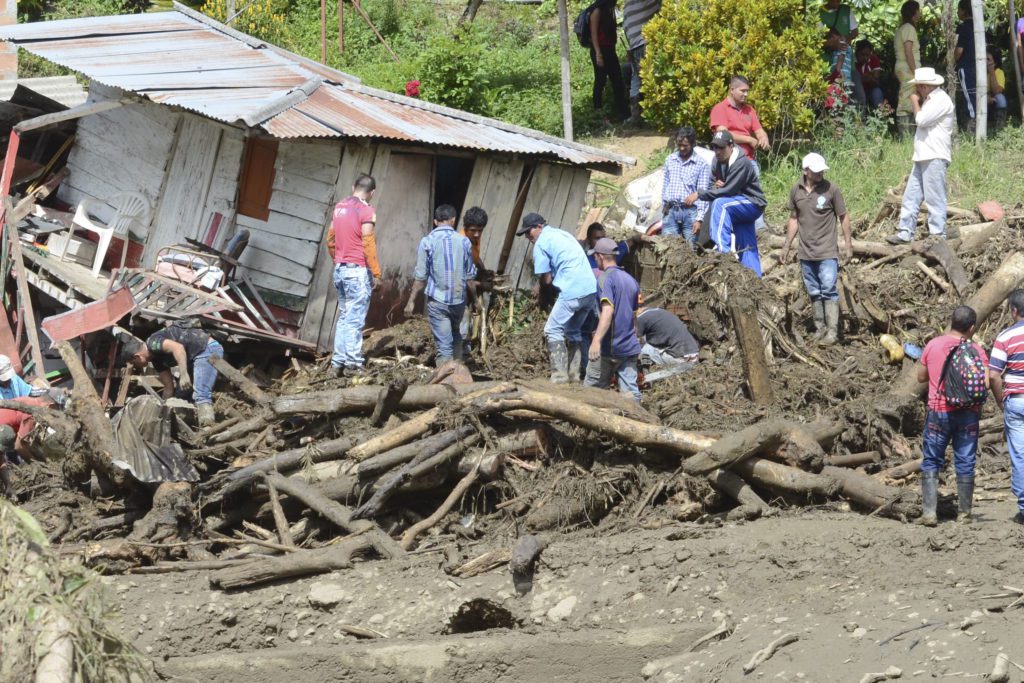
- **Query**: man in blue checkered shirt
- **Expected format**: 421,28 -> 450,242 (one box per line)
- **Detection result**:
661,126 -> 711,244
405,204 -> 478,366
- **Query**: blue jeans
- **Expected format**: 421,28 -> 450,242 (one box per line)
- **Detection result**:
921,409 -> 979,477
426,299 -> 466,365
579,303 -> 600,380
640,342 -> 696,368
662,205 -> 700,243
583,354 -> 641,401
897,159 -> 948,241
332,264 -> 373,369
799,259 -> 839,301
193,340 -> 223,405
708,196 -> 764,277
1003,396 -> 1024,513
544,293 -> 597,345
866,85 -> 884,109
993,92 -> 1008,110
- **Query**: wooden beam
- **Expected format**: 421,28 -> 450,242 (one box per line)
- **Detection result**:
14,100 -> 125,134
729,298 -> 773,404
3,198 -> 47,384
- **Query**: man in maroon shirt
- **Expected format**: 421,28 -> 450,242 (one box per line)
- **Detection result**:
326,174 -> 381,377
709,75 -> 770,172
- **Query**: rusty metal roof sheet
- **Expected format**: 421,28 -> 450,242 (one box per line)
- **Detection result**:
0,5 -> 632,170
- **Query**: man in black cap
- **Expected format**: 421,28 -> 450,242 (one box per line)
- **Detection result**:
685,130 -> 768,276
517,212 -> 598,383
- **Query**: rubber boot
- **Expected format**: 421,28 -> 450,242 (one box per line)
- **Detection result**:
810,300 -> 826,341
820,300 -> 839,346
196,403 -> 216,427
566,342 -> 582,384
993,108 -> 1007,134
956,475 -> 974,523
547,339 -> 569,384
0,463 -> 10,498
917,470 -> 939,526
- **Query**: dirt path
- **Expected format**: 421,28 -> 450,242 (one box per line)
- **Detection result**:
112,489 -> 1024,682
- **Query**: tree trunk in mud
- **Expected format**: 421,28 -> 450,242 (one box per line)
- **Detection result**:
729,299 -> 774,404
705,468 -> 770,519
209,536 -> 373,590
208,356 -> 269,405
53,341 -> 129,489
732,457 -> 842,499
681,419 -> 793,475
823,465 -> 921,518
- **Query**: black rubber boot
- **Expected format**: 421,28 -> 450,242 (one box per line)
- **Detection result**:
956,475 -> 974,523
917,471 -> 939,526
566,342 -> 582,384
547,339 -> 569,384
811,300 -> 825,340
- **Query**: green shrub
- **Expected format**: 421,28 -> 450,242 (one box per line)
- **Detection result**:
640,0 -> 828,139
416,24 -> 493,113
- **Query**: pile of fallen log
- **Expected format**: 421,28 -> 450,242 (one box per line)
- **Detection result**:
38,370 -> 918,590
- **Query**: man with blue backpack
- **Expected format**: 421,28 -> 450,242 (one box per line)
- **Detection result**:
917,305 -> 989,526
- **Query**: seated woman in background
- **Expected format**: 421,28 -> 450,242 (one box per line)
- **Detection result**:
987,45 -> 1008,131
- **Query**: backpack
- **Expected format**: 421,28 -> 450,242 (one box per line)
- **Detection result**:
939,340 -> 989,408
573,3 -> 597,48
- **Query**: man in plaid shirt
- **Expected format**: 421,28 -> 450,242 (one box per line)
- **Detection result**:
661,126 -> 710,244
405,204 -> 478,366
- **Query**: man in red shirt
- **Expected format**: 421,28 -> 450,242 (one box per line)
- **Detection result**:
917,305 -> 988,525
326,173 -> 381,377
709,75 -> 770,170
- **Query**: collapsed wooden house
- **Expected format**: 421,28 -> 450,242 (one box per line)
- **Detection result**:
0,4 -> 632,353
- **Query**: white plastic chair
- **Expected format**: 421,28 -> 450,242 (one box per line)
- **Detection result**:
64,192 -> 151,278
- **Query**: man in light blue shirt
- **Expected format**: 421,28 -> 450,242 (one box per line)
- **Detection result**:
517,212 -> 597,383
406,204 -> 477,366
0,355 -> 36,401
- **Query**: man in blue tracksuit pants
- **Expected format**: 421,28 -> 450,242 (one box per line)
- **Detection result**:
685,130 -> 768,276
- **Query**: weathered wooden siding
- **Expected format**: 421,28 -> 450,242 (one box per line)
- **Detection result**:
462,156 -> 525,273
300,142 -> 379,351
235,139 -> 341,307
505,163 -> 591,290
57,82 -> 179,240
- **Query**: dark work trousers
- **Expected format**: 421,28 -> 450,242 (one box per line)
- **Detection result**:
590,45 -> 628,120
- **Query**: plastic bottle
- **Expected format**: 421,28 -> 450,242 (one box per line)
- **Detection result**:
879,334 -> 905,363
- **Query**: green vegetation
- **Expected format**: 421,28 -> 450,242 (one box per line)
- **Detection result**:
641,0 -> 828,137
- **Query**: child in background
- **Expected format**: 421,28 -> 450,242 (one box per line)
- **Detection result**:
855,39 -> 885,108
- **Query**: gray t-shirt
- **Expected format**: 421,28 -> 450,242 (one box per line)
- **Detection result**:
636,308 -> 698,358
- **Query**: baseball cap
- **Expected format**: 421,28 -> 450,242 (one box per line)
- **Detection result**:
0,424 -> 15,450
517,212 -> 546,236
710,130 -> 734,148
0,355 -> 14,382
802,152 -> 829,173
587,237 -> 619,256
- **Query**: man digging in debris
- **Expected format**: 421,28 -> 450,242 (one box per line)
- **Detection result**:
917,305 -> 988,526
584,237 -> 642,401
687,130 -> 767,277
518,212 -> 597,384
124,323 -> 224,427
405,204 -> 477,367
987,289 -> 1024,525
780,152 -> 852,345
327,173 -> 381,378
636,304 -> 700,380
886,67 -> 955,245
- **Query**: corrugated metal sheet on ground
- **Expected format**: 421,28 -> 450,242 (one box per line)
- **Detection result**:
0,7 -> 631,169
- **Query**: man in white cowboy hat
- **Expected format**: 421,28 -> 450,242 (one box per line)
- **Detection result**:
781,152 -> 852,345
886,66 -> 955,245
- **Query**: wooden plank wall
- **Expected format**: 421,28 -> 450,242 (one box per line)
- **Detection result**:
504,163 -> 591,290
461,156 -> 525,273
235,139 -> 341,306
300,143 -> 377,350
56,81 -> 179,239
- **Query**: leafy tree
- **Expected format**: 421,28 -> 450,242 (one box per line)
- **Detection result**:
640,0 -> 828,138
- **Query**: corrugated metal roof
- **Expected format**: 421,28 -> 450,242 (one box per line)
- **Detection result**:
0,6 -> 632,169
0,76 -> 87,107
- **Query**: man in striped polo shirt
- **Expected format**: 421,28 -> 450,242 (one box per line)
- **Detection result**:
406,204 -> 477,366
988,289 -> 1024,525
